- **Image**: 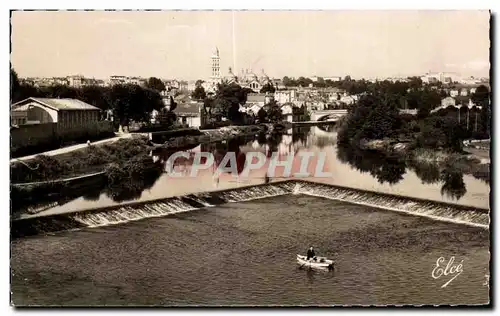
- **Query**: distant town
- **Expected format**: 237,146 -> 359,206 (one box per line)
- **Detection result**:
13,47 -> 489,129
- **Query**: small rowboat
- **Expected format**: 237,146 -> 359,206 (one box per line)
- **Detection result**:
297,254 -> 334,270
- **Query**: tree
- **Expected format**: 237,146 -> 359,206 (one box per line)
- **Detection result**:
314,77 -> 326,88
78,85 -> 110,111
357,94 -> 402,140
191,86 -> 207,100
262,100 -> 282,123
108,84 -> 164,130
417,116 -> 467,151
260,83 -> 276,94
40,84 -> 80,99
212,82 -> 251,123
10,68 -> 20,103
257,107 -> 267,123
297,76 -> 313,87
406,87 -> 441,118
471,85 -> 491,137
440,166 -> 466,200
145,77 -> 166,92
282,76 -> 295,87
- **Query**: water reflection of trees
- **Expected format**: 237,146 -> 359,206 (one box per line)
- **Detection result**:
337,145 -> 406,185
84,155 -> 164,203
337,144 -> 469,200
408,160 -> 441,185
440,167 -> 467,200
292,127 -> 311,146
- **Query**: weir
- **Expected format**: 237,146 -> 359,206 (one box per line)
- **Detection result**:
11,180 -> 489,238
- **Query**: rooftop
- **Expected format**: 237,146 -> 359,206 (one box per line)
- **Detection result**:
173,101 -> 202,116
247,93 -> 267,103
12,97 -> 101,111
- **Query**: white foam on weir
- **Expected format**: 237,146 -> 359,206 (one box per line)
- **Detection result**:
218,185 -> 291,203
189,196 -> 215,207
296,184 -> 489,229
292,183 -> 302,194
71,200 -> 198,228
66,181 -> 488,230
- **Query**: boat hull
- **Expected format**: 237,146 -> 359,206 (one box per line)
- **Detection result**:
297,254 -> 334,270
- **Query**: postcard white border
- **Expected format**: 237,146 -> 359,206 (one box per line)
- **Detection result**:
2,0 -> 497,315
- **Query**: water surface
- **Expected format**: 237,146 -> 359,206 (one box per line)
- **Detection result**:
11,194 -> 489,306
21,125 -> 489,218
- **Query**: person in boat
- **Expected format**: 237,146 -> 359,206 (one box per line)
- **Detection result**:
306,246 -> 316,261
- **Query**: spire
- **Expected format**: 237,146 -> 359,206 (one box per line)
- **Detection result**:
212,47 -> 220,58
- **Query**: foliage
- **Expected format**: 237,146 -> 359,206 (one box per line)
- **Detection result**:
471,85 -> 491,136
10,68 -> 20,102
211,82 -> 252,123
11,137 -> 151,183
406,87 -> 441,118
356,93 -> 402,140
104,153 -> 163,202
260,83 -> 276,94
264,100 -> 283,123
191,85 -> 207,100
145,77 -> 166,92
107,84 -> 164,126
416,116 -> 467,152
337,93 -> 388,145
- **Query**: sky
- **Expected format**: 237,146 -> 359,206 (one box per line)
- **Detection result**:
10,10 -> 491,80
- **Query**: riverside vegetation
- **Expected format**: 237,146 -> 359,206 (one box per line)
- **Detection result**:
336,82 -> 491,193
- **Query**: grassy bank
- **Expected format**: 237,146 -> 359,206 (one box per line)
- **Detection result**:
11,125 -> 269,184
11,137 -> 153,184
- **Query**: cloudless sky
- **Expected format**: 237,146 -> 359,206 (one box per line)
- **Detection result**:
10,10 -> 490,80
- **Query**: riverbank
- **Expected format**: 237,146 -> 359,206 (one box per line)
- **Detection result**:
10,124 -> 272,185
150,124 -> 267,149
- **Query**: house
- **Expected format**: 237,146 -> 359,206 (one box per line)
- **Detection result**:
274,90 -> 297,104
339,95 -> 356,105
324,76 -> 342,82
246,93 -> 268,107
11,97 -> 101,128
109,75 -> 128,85
441,97 -> 456,107
67,75 -> 84,87
280,103 -> 308,122
172,101 -> 203,128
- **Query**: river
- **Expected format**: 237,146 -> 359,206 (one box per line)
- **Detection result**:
10,125 -> 490,306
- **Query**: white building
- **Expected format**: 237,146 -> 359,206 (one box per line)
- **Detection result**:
274,90 -> 297,104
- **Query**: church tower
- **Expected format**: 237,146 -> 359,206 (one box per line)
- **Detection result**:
211,47 -> 221,79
